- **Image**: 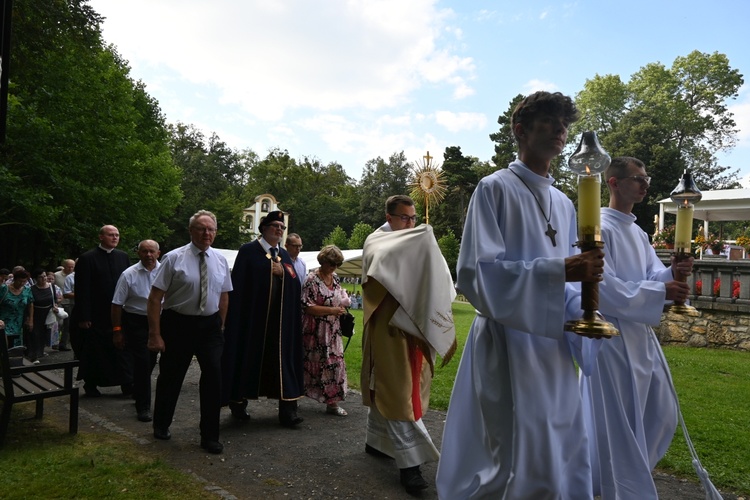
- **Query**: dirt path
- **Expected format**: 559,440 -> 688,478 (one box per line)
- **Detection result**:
45,351 -> 741,499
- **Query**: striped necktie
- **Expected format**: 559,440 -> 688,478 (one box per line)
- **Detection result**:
199,251 -> 207,313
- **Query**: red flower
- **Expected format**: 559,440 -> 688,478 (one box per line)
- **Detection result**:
698,278 -> 741,298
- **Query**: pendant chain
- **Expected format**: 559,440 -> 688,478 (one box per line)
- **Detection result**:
510,168 -> 558,246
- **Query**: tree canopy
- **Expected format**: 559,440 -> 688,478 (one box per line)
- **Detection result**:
1,0 -> 180,267
574,50 -> 744,235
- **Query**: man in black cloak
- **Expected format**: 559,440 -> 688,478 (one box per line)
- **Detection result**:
74,224 -> 132,397
221,210 -> 305,427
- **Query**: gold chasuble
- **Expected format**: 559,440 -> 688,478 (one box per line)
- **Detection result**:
360,224 -> 456,421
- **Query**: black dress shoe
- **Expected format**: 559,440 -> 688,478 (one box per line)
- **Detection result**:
279,414 -> 304,428
229,402 -> 251,420
365,444 -> 392,459
153,427 -> 171,440
200,439 -> 224,454
84,385 -> 101,397
137,409 -> 153,422
400,466 -> 428,494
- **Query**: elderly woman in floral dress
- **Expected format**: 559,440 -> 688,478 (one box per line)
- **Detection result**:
301,245 -> 351,416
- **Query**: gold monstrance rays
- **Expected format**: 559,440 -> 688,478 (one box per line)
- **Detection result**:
409,151 -> 447,225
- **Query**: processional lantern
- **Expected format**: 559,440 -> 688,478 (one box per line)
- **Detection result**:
667,170 -> 702,316
564,131 -> 619,338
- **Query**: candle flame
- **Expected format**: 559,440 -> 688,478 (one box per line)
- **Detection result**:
585,165 -> 591,175
682,199 -> 689,207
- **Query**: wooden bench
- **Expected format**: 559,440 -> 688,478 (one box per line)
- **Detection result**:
0,334 -> 80,446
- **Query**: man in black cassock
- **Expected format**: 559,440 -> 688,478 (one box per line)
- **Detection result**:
74,224 -> 132,397
221,210 -> 305,427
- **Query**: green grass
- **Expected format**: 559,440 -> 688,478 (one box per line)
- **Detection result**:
658,346 -> 750,494
343,300 -> 476,410
2,299 -> 747,496
345,300 -> 750,496
0,405 -> 214,499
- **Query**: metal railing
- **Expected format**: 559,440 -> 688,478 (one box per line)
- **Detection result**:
656,250 -> 750,311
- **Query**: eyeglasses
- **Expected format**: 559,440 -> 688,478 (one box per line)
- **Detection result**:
268,223 -> 286,230
618,175 -> 651,186
192,226 -> 217,234
287,244 -> 303,249
389,213 -> 419,224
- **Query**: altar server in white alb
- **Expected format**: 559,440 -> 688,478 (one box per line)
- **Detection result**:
581,156 -> 691,499
436,91 -> 606,499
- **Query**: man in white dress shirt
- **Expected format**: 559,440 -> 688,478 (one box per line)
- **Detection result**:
285,233 -> 307,287
147,211 -> 232,454
111,240 -> 161,423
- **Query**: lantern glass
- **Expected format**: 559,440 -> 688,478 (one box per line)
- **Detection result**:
568,131 -> 611,175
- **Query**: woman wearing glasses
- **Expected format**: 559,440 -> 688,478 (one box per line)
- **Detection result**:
301,245 -> 351,416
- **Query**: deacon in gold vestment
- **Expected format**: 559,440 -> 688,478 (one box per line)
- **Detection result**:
360,195 -> 456,495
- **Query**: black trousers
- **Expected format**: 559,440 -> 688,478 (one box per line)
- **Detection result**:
79,326 -> 133,388
122,311 -> 157,412
153,309 -> 224,441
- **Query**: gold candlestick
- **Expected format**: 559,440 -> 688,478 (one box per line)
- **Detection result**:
667,170 -> 701,316
564,131 -> 619,338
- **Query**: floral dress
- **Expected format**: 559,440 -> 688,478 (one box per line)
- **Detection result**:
301,271 -> 350,404
0,284 -> 34,347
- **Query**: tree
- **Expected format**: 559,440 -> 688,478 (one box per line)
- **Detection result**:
430,146 -> 478,239
242,149 -> 358,249
347,222 -> 374,250
164,124 -> 246,251
323,226 -> 349,249
437,230 -> 460,281
489,94 -> 524,168
358,151 -> 412,228
574,50 -> 743,236
1,0 -> 181,267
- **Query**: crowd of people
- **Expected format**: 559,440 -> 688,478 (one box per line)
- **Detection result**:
0,90 -> 700,498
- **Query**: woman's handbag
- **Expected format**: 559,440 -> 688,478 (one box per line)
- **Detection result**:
340,309 -> 355,352
340,310 -> 355,338
55,306 -> 68,320
45,285 -> 67,325
45,307 -> 58,326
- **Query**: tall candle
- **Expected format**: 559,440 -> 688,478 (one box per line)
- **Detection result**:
674,202 -> 694,250
578,173 -> 601,241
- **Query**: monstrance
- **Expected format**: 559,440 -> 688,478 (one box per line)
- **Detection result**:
409,151 -> 447,225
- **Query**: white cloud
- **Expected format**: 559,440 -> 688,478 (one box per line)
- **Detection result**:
434,111 -> 487,132
730,85 -> 750,143
91,0 -> 474,121
522,79 -> 559,94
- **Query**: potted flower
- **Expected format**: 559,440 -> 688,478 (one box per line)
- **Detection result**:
709,236 -> 725,255
735,234 -> 750,251
652,224 -> 675,249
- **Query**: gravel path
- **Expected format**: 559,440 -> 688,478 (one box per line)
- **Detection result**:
42,350 -> 741,500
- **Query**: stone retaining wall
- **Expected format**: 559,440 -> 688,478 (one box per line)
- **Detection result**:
656,309 -> 750,351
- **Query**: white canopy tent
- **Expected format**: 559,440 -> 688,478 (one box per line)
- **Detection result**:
214,248 -> 364,278
657,188 -> 750,237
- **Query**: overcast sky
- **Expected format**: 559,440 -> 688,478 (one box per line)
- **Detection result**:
88,0 -> 750,186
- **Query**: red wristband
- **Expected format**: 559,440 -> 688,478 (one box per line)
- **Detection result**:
112,326 -> 122,332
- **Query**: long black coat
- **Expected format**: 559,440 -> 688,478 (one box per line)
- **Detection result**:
73,246 -> 131,386
221,240 -> 303,404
